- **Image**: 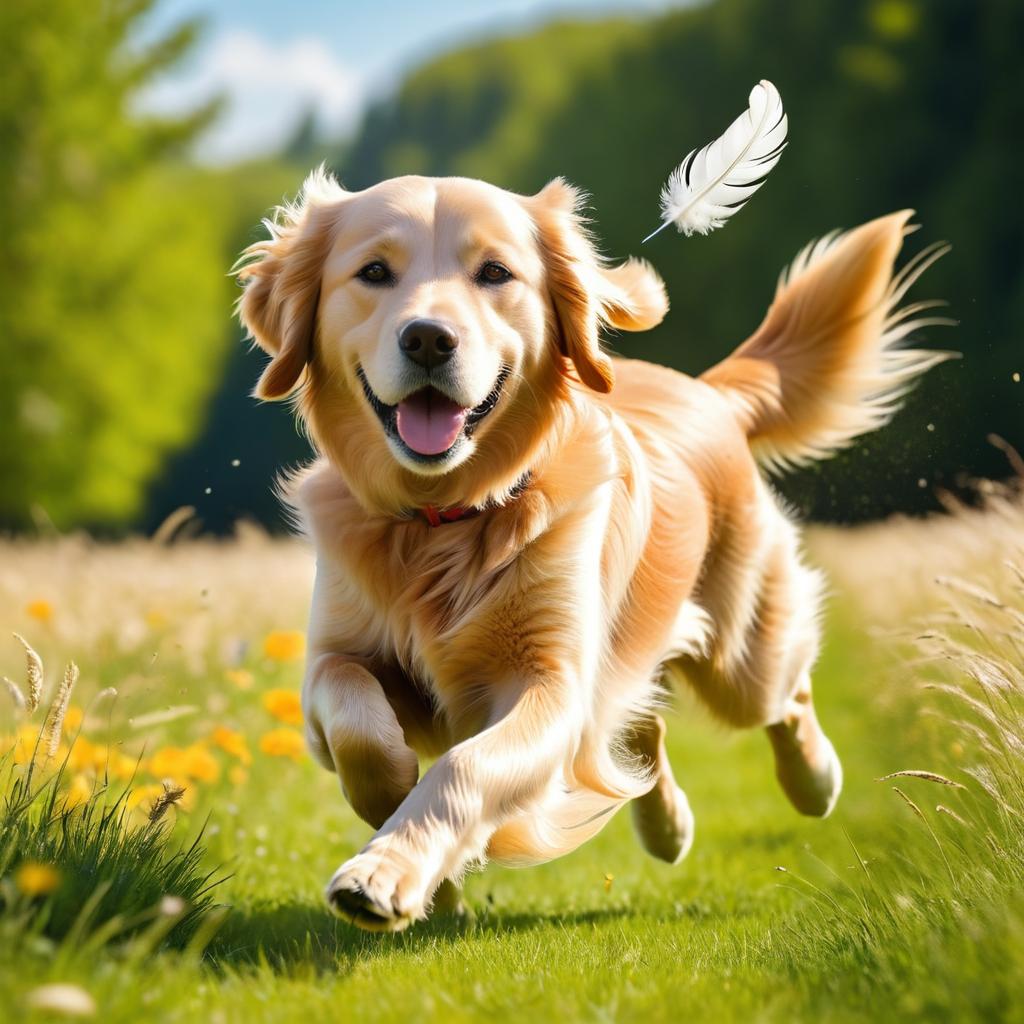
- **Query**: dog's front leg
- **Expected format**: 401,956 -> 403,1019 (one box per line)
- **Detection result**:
325,676 -> 582,931
303,653 -> 420,830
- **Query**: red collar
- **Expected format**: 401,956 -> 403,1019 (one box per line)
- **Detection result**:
415,472 -> 532,528
420,504 -> 479,528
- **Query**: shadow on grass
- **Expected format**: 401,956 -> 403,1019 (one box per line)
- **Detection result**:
204,898 -> 679,974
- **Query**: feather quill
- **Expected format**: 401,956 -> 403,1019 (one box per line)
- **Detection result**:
643,79 -> 787,243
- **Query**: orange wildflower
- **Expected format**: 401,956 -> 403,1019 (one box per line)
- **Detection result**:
262,630 -> 305,662
262,689 -> 303,726
225,668 -> 254,690
148,743 -> 219,783
259,727 -> 305,761
24,599 -> 53,623
211,726 -> 252,765
15,861 -> 61,896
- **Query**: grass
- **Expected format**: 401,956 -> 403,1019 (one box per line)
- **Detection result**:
0,493 -> 1022,1023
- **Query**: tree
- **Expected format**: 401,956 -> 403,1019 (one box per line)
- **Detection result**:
0,0 -> 230,529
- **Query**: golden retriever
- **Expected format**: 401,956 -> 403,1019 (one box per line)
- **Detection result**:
237,168 -> 949,931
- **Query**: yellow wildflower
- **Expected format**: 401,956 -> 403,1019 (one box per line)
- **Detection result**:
14,861 -> 61,896
126,783 -> 165,812
25,599 -> 53,623
103,747 -> 140,782
145,609 -> 168,629
211,726 -> 252,765
182,743 -> 219,782
67,737 -> 136,780
11,724 -> 42,764
229,765 -> 249,786
262,630 -> 305,662
148,743 -> 219,783
63,773 -> 93,810
225,668 -> 254,690
63,705 -> 84,736
259,727 -> 305,761
262,689 -> 303,726
67,736 -> 96,773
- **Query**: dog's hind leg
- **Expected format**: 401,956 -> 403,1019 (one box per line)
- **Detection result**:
765,674 -> 842,818
627,714 -> 695,864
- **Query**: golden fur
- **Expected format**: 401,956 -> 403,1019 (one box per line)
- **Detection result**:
237,169 -> 948,931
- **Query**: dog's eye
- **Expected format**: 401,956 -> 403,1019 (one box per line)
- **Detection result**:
476,261 -> 513,286
357,261 -> 393,286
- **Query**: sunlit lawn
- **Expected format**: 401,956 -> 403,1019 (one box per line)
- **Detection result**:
0,530 -> 1021,1023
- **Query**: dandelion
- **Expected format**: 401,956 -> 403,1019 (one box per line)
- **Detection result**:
25,983 -> 96,1017
148,781 -> 187,823
211,725 -> 252,765
262,688 -> 303,725
262,630 -> 305,662
259,727 -> 305,761
14,861 -> 61,896
225,668 -> 254,690
24,599 -> 54,624
13,632 -> 43,713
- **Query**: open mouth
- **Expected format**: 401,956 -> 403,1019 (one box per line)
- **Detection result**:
357,366 -> 510,462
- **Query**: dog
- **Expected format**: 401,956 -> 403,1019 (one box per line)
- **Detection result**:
236,168 -> 949,931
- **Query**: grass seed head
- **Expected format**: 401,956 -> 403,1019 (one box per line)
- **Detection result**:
41,661 -> 79,758
878,770 -> 965,788
13,632 -> 43,713
3,675 -> 27,714
148,780 -> 187,823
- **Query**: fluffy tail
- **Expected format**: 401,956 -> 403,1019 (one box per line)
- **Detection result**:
701,211 -> 955,471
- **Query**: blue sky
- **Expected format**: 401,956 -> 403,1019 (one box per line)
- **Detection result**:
137,0 -> 683,163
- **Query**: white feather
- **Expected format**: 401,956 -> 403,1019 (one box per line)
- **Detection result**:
643,79 -> 787,243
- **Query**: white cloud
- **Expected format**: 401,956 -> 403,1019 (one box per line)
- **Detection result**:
136,30 -> 364,165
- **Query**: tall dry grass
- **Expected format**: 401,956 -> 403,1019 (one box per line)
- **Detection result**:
793,473 -> 1024,994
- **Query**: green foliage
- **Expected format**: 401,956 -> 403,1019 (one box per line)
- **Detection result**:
0,0 -> 229,530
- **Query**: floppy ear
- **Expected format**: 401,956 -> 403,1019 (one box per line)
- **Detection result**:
530,178 -> 668,393
236,168 -> 346,400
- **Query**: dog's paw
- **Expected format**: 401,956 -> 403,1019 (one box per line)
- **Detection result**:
768,712 -> 843,818
325,846 -> 430,932
631,781 -> 695,865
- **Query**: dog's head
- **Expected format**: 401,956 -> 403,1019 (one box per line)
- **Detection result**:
237,169 -> 667,512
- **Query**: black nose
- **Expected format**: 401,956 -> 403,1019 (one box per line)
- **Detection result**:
398,318 -> 459,370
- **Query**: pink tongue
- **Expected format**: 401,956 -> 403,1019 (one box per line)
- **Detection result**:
396,390 -> 468,456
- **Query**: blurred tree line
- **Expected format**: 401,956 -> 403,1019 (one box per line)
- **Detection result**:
0,0 -> 300,533
1,0 -> 1020,534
